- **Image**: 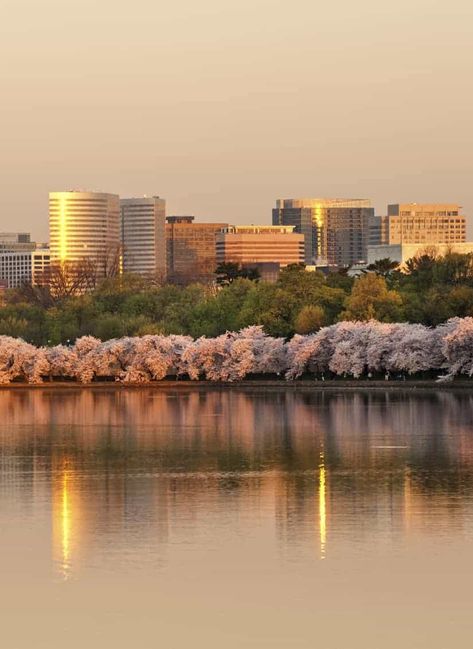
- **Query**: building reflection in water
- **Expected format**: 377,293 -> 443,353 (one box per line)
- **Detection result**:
1,387 -> 473,577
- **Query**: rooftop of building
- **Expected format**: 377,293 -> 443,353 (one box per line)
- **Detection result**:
387,203 -> 463,215
221,225 -> 298,234
276,198 -> 372,209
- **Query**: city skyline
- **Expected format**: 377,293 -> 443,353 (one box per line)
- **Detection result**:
3,189 -> 473,243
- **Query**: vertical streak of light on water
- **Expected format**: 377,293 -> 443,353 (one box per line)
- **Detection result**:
319,451 -> 326,560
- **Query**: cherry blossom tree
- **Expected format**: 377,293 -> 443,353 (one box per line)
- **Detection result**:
2,318 -> 473,383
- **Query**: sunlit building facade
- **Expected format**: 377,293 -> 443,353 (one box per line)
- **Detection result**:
367,242 -> 473,269
272,198 -> 374,267
121,196 -> 166,277
166,216 -> 228,283
49,191 -> 121,277
216,225 -> 304,266
386,203 -> 466,244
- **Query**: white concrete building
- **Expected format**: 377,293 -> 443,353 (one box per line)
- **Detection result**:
367,242 -> 473,268
0,247 -> 51,288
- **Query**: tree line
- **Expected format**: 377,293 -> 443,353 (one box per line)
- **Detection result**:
2,251 -> 473,346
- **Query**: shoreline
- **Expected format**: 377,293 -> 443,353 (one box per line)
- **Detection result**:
0,379 -> 471,391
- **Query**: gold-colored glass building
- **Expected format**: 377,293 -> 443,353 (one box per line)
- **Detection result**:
272,198 -> 374,267
49,191 -> 121,277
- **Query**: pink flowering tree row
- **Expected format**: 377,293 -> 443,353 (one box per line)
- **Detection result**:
0,319 -> 473,384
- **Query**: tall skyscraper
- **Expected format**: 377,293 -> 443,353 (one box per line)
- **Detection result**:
272,198 -> 374,267
386,203 -> 466,244
166,216 -> 228,284
49,191 -> 121,278
121,196 -> 166,277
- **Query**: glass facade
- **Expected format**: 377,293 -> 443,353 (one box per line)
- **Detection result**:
273,198 -> 374,266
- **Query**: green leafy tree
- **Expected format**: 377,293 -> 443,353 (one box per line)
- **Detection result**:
215,263 -> 260,285
367,258 -> 399,278
294,305 -> 326,334
340,273 -> 403,322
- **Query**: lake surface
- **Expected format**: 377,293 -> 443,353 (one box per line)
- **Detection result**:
1,387 -> 473,648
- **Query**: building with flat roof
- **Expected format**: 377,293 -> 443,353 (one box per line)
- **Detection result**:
0,247 -> 50,289
49,191 -> 120,278
166,216 -> 229,283
216,225 -> 304,267
367,242 -> 473,268
0,233 -> 35,253
272,198 -> 374,267
121,196 -> 166,277
386,203 -> 466,245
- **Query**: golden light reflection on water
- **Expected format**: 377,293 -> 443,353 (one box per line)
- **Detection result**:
53,465 -> 75,580
319,452 -> 326,560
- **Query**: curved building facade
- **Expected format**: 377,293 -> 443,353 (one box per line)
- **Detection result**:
49,191 -> 121,277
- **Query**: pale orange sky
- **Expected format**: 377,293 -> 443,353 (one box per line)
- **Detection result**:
1,0 -> 472,241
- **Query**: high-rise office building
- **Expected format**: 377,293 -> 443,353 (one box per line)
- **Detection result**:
216,225 -> 304,266
272,198 -> 374,267
49,191 -> 121,278
386,203 -> 466,244
166,216 -> 228,283
121,196 -> 166,277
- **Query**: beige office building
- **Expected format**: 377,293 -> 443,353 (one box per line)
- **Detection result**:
216,225 -> 304,266
386,203 -> 466,244
166,216 -> 228,283
49,191 -> 121,277
121,197 -> 166,277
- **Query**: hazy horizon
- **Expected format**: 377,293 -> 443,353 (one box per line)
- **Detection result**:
1,0 -> 472,241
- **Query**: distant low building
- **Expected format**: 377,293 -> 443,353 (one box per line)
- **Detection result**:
0,247 -> 51,289
239,262 -> 282,283
367,242 -> 473,268
216,225 -> 304,267
166,216 -> 228,283
0,233 -> 35,253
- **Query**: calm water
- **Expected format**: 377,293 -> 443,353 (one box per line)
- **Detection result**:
1,387 -> 473,648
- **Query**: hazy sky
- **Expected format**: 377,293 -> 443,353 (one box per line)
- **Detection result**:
1,0 -> 473,241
